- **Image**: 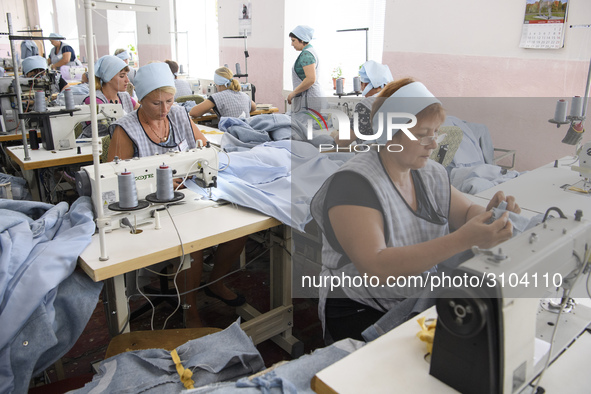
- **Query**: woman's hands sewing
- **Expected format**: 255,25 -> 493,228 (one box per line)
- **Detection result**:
456,211 -> 513,250
485,191 -> 521,214
173,178 -> 185,190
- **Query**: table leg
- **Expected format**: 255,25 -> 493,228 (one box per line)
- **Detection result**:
103,274 -> 130,337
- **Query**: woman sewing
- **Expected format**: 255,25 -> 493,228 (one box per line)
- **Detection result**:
22,55 -> 68,92
189,67 -> 255,119
48,33 -> 80,70
79,55 -> 139,138
311,78 -> 520,342
108,62 -> 247,326
287,25 -> 324,112
353,60 -> 394,136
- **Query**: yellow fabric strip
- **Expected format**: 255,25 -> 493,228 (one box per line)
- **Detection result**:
416,317 -> 437,354
171,349 -> 195,389
200,129 -> 224,134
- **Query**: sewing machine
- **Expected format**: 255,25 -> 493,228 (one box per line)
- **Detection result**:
0,75 -> 57,132
75,144 -> 219,231
430,213 -> 591,393
571,141 -> 591,182
22,104 -> 123,150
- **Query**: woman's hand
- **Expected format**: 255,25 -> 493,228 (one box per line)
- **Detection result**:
287,92 -> 294,104
457,211 -> 513,250
173,178 -> 185,190
486,191 -> 521,214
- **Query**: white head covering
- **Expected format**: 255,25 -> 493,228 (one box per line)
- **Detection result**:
359,60 -> 393,97
95,55 -> 127,84
291,25 -> 314,42
134,62 -> 175,101
115,51 -> 130,61
214,73 -> 231,87
371,82 -> 441,145
22,55 -> 47,75
49,33 -> 64,40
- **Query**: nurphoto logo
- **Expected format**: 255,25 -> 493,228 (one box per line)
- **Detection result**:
305,108 -> 418,152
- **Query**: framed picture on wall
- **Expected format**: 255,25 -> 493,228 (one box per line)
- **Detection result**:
239,2 -> 252,36
520,0 -> 569,49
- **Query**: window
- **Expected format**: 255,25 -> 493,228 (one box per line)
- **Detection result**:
283,0 -> 385,93
171,0 -> 219,78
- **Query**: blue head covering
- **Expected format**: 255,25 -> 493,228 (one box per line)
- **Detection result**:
115,51 -> 130,61
214,73 -> 231,87
49,33 -> 64,40
359,60 -> 393,97
134,62 -> 175,101
291,25 -> 314,42
22,55 -> 47,75
95,55 -> 127,84
371,82 -> 441,145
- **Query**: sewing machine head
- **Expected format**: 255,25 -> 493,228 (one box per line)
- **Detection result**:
34,104 -> 123,150
430,213 -> 591,394
76,144 -> 219,231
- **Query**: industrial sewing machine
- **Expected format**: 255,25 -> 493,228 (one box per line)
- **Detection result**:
0,74 -> 58,132
571,141 -> 591,185
430,212 -> 591,394
22,104 -> 124,150
75,144 -> 219,231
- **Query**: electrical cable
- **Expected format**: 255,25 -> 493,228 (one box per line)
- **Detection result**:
530,245 -> 590,393
160,205 -> 185,330
541,206 -> 566,222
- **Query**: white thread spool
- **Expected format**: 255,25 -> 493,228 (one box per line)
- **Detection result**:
353,76 -> 361,93
336,78 -> 344,95
156,164 -> 174,201
570,96 -> 583,118
118,170 -> 138,209
554,99 -> 568,123
64,88 -> 75,110
34,91 -> 46,112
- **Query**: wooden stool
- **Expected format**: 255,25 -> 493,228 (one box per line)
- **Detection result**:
105,327 -> 222,359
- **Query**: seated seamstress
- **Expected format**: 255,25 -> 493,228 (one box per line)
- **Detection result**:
79,55 -> 139,138
108,62 -> 247,326
22,55 -> 68,93
189,66 -> 256,119
310,78 -> 521,342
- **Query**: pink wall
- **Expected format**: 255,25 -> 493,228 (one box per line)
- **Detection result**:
382,51 -> 587,170
136,44 -> 172,67
220,45 -> 285,110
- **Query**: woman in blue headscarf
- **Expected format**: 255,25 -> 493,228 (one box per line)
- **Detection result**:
287,25 -> 324,112
48,33 -> 80,70
108,63 -> 247,325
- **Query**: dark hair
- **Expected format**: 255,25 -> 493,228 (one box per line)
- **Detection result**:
288,32 -> 308,45
164,60 -> 179,77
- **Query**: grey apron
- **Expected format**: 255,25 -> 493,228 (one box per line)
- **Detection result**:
291,46 -> 325,112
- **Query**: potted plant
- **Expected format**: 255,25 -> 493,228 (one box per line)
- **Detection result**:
331,66 -> 343,90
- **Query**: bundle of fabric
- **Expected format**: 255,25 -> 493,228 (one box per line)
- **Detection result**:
186,140 -> 344,231
0,197 -> 100,393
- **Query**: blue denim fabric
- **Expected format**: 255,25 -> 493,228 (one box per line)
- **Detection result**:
491,201 -> 544,236
71,320 -> 265,393
185,338 -> 364,394
185,141 -> 341,231
0,197 -> 97,393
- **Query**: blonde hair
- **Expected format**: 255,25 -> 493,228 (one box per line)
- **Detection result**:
114,48 -> 127,56
215,67 -> 241,91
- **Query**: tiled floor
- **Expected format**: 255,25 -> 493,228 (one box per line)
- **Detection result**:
33,238 -> 325,392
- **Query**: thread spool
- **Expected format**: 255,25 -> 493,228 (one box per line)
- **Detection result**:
29,129 -> 39,150
64,88 -> 75,110
156,164 -> 174,201
235,62 -> 242,75
353,76 -> 361,93
179,64 -> 184,74
336,78 -> 344,95
118,170 -> 138,209
554,99 -> 568,123
34,91 -> 46,112
570,96 -> 583,118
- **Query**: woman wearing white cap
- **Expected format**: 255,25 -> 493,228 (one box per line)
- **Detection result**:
114,48 -> 137,87
287,25 -> 324,112
311,78 -> 520,342
47,33 -> 80,70
108,63 -> 246,325
189,66 -> 255,119
22,55 -> 67,92
353,60 -> 394,137
79,55 -> 139,138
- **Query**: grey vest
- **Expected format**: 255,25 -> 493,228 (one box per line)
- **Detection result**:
112,105 -> 196,157
211,89 -> 252,118
291,46 -> 325,112
310,151 -> 451,326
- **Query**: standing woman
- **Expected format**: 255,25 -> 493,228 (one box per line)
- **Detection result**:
287,25 -> 324,112
190,67 -> 255,119
108,62 -> 247,326
80,55 -> 139,138
47,33 -> 80,70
